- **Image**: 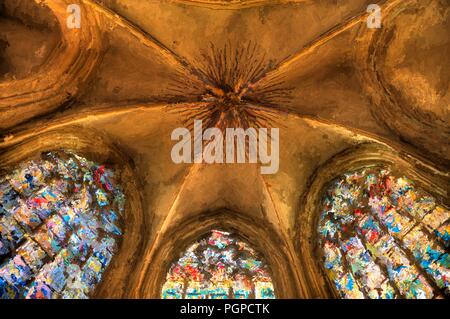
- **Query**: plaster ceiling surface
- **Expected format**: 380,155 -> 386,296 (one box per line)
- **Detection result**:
74,0 -> 449,163
0,0 -> 449,298
0,19 -> 57,80
84,0 -> 395,137
94,0 -> 374,63
2,0 -> 447,160
2,104 -> 372,240
0,0 -> 448,249
0,1 -> 60,80
380,0 -> 450,124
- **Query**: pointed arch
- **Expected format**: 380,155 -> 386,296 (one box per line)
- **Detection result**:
161,229 -> 275,299
318,167 -> 449,298
0,128 -> 146,298
138,209 -> 303,298
296,143 -> 449,298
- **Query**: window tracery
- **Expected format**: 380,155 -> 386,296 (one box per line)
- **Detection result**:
161,230 -> 276,299
0,151 -> 125,299
318,167 -> 449,299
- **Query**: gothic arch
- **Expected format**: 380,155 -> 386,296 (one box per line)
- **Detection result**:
0,0 -> 103,130
0,127 -> 146,298
0,0 -> 448,301
137,208 -> 303,298
353,0 -> 450,166
296,143 -> 450,298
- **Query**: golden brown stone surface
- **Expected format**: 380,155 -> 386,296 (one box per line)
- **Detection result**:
0,0 -> 448,298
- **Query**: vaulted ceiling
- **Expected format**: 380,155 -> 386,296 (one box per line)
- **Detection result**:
0,0 -> 449,298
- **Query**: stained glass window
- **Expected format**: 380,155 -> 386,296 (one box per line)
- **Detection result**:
161,230 -> 276,299
0,151 -> 125,299
318,167 -> 449,299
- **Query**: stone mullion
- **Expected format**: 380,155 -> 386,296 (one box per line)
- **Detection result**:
355,226 -> 402,298
329,192 -> 367,298
317,240 -> 342,298
336,236 -> 369,299
182,277 -> 188,299
435,220 -> 450,249
368,205 -> 443,297
346,188 -> 399,298
394,200 -> 449,254
350,193 -> 402,298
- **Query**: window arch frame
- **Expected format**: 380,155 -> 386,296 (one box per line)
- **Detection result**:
161,228 -> 277,299
139,208 -> 303,299
296,143 -> 450,299
0,128 -> 145,298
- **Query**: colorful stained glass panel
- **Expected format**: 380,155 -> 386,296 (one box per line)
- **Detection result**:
0,151 -> 125,299
161,230 -> 275,299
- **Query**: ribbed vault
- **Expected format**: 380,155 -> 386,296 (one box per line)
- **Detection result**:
0,0 -> 448,298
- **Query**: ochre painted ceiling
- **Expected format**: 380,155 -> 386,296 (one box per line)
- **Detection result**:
0,0 -> 448,298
